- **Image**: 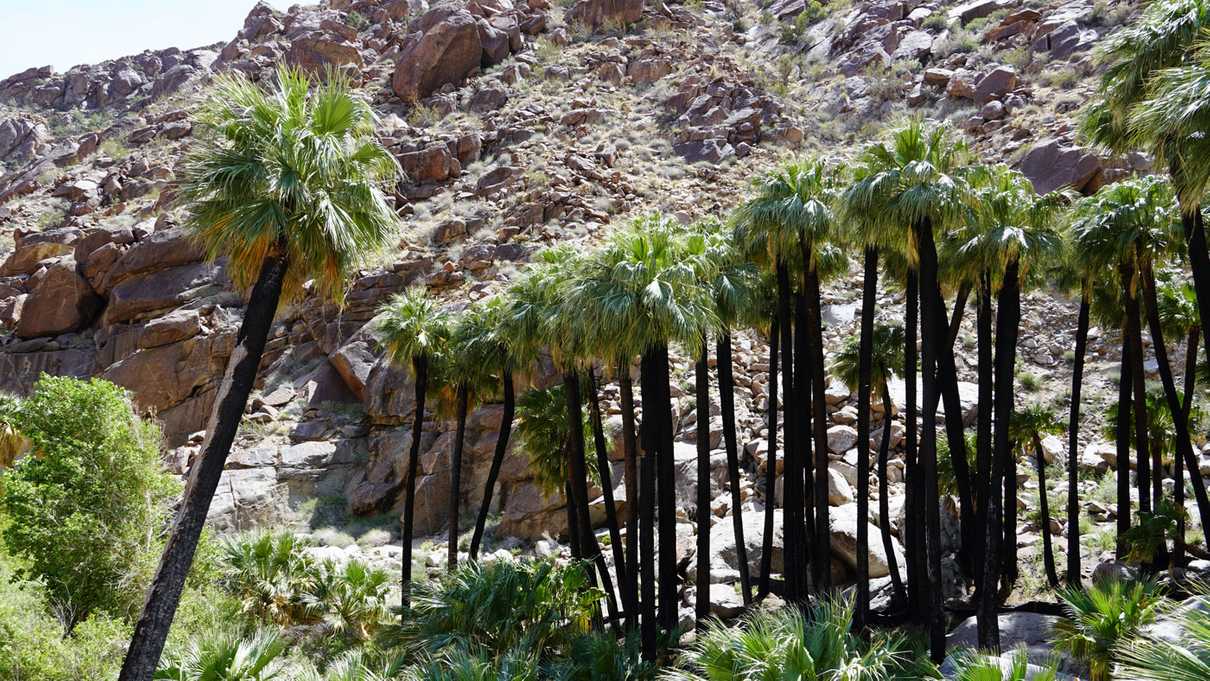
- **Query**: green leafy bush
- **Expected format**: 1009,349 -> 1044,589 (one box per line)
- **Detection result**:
0,376 -> 179,626
1054,578 -> 1164,681
154,628 -> 286,680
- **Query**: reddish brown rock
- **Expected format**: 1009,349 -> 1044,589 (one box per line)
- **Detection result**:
566,0 -> 643,29
391,8 -> 482,102
1020,138 -> 1103,195
16,259 -> 102,338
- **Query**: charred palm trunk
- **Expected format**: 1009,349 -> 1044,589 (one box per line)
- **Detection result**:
905,271 -> 925,620
975,274 -> 994,593
916,219 -> 946,662
758,318 -> 780,599
855,247 -> 878,627
470,368 -> 515,561
718,332 -> 752,604
1143,266 -> 1210,555
779,263 -> 806,603
402,354 -> 430,609
932,287 -> 976,579
652,346 -> 679,633
120,248 -> 288,681
588,368 -> 630,619
805,264 -> 831,593
448,384 -> 470,571
949,281 -> 972,348
563,370 -> 620,626
795,288 -> 817,594
1067,290 -> 1089,585
1115,326 -> 1133,558
1033,434 -> 1059,588
619,361 -> 641,625
879,383 -> 907,609
998,260 -> 1022,597
694,339 -> 712,625
1173,172 -> 1210,382
1178,329 -> 1200,567
977,275 -> 997,648
1124,262 -> 1152,524
638,353 -> 658,659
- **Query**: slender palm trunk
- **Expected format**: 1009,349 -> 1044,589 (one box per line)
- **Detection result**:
1174,181 -> 1210,382
401,353 -> 430,610
795,289 -> 816,595
997,259 -> 1022,598
1143,268 -> 1210,554
448,384 -> 470,571
588,368 -> 630,618
563,371 -> 620,626
718,332 -> 752,605
904,271 -> 925,620
1067,291 -> 1089,585
1115,326 -> 1133,559
916,219 -> 946,662
651,346 -> 678,632
879,383 -> 907,609
120,249 -> 288,681
758,318 -> 780,599
949,281 -> 972,347
638,353 -> 657,660
778,264 -> 805,603
1178,329 -> 1200,567
805,265 -> 831,593
619,362 -> 641,625
470,368 -> 514,561
694,339 -> 712,625
975,274 -> 994,594
855,247 -> 877,627
1033,434 -> 1059,588
1124,264 -> 1152,523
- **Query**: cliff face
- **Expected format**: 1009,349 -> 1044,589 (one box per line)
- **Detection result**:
0,0 -> 1145,554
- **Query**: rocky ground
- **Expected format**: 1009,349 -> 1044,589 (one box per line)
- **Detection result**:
0,0 -> 1186,632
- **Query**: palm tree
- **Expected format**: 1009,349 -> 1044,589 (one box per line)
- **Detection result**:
121,67 -> 400,681
469,296 -> 524,561
1117,587 -> 1210,680
1054,578 -> 1165,681
954,165 -> 1065,648
734,159 -> 844,600
154,629 -> 286,681
1157,277 -> 1202,565
1010,404 -> 1064,588
377,287 -> 450,606
843,119 -> 971,661
831,323 -> 908,614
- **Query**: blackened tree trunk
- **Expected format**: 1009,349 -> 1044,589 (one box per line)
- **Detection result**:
805,265 -> 831,593
879,383 -> 907,609
1067,291 -> 1089,585
588,368 -> 631,619
638,353 -> 658,660
1124,263 -> 1152,521
1175,183 -> 1210,381
402,355 -> 430,610
694,340 -> 712,625
120,249 -> 288,681
470,368 -> 515,561
855,247 -> 878,627
973,276 -> 997,645
949,281 -> 972,347
778,264 -> 805,603
916,219 -> 946,663
1033,434 -> 1059,588
652,346 -> 679,632
905,272 -> 925,620
448,384 -> 470,571
933,286 -> 976,579
795,288 -> 817,595
998,260 -> 1022,598
718,332 -> 752,605
758,318 -> 780,599
1115,330 -> 1133,558
619,362 -> 641,625
1178,329 -> 1200,567
1143,267 -> 1210,552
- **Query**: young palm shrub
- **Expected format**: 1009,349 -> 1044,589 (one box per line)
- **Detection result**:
831,323 -> 908,614
125,66 -> 401,680
514,385 -> 598,507
298,650 -> 405,681
377,287 -> 450,606
1053,578 -> 1165,681
220,533 -> 316,627
316,560 -> 391,643
399,647 -> 540,681
946,648 -> 1058,681
663,594 -> 930,680
153,628 -> 285,681
1117,592 -> 1210,680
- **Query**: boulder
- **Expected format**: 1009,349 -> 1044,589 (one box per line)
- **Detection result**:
974,66 -> 1018,105
0,116 -> 48,163
829,503 -> 905,578
566,0 -> 643,29
946,612 -> 1063,670
0,227 -> 80,276
15,259 -> 102,338
948,0 -> 1013,25
827,425 -> 859,453
1020,139 -> 1103,196
286,34 -> 364,75
391,8 -> 482,102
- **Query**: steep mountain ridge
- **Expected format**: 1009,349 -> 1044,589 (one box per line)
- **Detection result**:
0,0 -> 1152,598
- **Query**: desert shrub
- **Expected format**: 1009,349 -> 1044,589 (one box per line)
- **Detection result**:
154,628 -> 286,681
0,375 -> 179,626
1054,578 -> 1165,681
948,647 -> 1058,681
1117,591 -> 1210,680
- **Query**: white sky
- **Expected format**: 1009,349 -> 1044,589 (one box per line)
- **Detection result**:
0,0 -> 294,79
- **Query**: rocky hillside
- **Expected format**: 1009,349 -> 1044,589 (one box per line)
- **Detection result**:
0,0 -> 1157,600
